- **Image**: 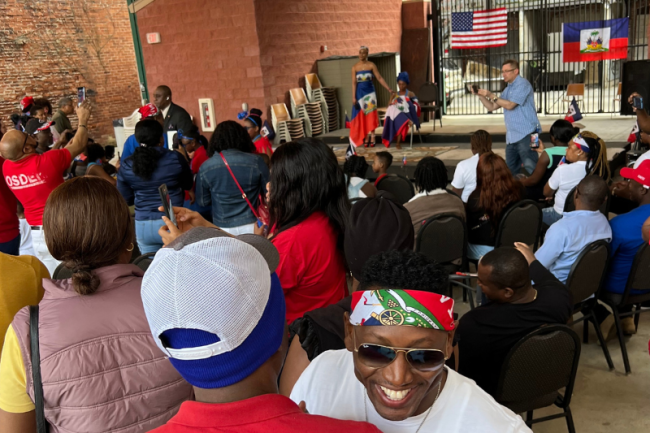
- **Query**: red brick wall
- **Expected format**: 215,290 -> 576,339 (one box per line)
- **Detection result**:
136,0 -> 402,128
254,0 -> 403,110
136,0 -> 266,132
0,0 -> 141,140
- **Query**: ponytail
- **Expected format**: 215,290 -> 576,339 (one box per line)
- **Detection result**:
581,131 -> 611,182
131,146 -> 162,180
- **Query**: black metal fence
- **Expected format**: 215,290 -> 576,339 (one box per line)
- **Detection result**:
436,0 -> 649,115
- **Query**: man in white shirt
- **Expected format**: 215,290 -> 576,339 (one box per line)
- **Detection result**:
290,257 -> 532,433
451,130 -> 492,202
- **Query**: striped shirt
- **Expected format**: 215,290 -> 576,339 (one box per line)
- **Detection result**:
501,75 -> 539,144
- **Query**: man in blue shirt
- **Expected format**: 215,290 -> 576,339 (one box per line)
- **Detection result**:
535,176 -> 612,283
595,160 -> 650,336
474,59 -> 539,175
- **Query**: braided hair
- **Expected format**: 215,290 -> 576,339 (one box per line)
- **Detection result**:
413,156 -> 447,192
580,131 -> 611,182
343,155 -> 370,186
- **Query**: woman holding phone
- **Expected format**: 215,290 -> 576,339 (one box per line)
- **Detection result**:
117,118 -> 192,254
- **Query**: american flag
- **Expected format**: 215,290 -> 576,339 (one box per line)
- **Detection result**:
451,8 -> 508,49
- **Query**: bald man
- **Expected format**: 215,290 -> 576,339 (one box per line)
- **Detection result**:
533,175 -> 612,284
0,101 -> 91,274
152,85 -> 193,134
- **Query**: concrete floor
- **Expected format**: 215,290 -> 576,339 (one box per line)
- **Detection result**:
453,291 -> 650,433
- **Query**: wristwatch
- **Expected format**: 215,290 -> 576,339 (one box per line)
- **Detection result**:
492,95 -> 499,103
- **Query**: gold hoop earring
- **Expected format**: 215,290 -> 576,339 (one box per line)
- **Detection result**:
126,243 -> 134,252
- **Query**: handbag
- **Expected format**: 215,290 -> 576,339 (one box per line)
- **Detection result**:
219,153 -> 269,225
30,305 -> 49,433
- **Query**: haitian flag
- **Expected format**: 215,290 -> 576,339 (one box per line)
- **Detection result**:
381,96 -> 420,148
345,112 -> 351,129
562,18 -> 628,63
564,98 -> 583,123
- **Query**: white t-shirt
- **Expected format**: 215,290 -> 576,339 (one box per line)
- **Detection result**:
548,160 -> 587,214
290,349 -> 531,433
451,153 -> 479,203
633,149 -> 650,169
349,177 -> 369,199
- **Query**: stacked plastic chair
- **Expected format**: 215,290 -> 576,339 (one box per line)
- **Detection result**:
271,103 -> 305,145
306,73 -> 339,132
290,88 -> 325,137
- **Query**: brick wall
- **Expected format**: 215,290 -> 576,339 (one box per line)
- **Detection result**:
136,0 -> 266,132
136,0 -> 402,129
254,0 -> 403,111
0,0 -> 141,140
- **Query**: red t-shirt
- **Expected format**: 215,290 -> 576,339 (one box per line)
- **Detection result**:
253,136 -> 273,155
0,157 -> 19,243
185,146 -> 210,201
3,149 -> 71,225
271,212 -> 347,323
149,395 -> 380,433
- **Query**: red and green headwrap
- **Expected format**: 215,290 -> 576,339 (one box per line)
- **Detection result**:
350,289 -> 455,331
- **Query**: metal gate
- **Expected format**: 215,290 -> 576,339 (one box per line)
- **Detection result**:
435,0 -> 649,115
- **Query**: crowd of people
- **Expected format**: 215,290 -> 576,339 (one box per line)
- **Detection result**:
0,81 -> 649,433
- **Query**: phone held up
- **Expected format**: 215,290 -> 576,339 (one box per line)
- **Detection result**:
158,184 -> 177,228
471,84 -> 479,94
77,87 -> 86,106
633,96 -> 644,110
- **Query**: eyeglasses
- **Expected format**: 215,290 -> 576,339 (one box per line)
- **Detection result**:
353,334 -> 447,372
244,126 -> 254,131
501,69 -> 515,74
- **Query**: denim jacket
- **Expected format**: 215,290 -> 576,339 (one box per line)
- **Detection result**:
117,147 -> 193,221
196,149 -> 270,228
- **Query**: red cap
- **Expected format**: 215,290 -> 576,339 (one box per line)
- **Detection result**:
20,96 -> 34,112
138,103 -> 159,118
621,159 -> 650,189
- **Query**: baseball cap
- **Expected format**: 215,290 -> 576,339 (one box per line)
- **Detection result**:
25,118 -> 55,135
344,192 -> 415,280
621,159 -> 650,189
138,103 -> 159,118
20,96 -> 34,112
141,227 -> 285,389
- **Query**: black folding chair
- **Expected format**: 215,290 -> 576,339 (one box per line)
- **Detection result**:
565,240 -> 614,370
495,325 -> 581,433
601,243 -> 650,374
376,174 -> 415,205
415,213 -> 467,298
132,252 -> 157,272
52,263 -> 73,280
495,199 -> 543,250
563,185 -> 610,217
417,82 -> 443,130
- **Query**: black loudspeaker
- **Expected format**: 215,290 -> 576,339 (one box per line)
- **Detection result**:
620,60 -> 650,116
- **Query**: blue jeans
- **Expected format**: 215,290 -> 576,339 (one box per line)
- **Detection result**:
506,134 -> 538,175
135,219 -> 164,254
542,207 -> 563,226
0,234 -> 20,256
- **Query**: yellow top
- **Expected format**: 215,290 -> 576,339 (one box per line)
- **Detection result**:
0,254 -> 48,353
0,325 -> 34,412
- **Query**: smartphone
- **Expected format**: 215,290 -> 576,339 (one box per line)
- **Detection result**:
471,84 -> 479,94
77,87 -> 86,106
633,96 -> 644,110
158,184 -> 177,227
530,133 -> 540,149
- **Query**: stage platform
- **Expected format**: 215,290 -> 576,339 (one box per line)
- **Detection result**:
320,114 -> 633,179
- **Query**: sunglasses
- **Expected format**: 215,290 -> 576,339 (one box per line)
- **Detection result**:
354,334 -> 447,372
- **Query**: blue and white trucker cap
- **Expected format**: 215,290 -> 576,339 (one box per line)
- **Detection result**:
141,227 -> 285,388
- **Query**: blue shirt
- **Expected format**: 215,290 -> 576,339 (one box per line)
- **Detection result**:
501,75 -> 539,144
605,204 -> 650,294
121,134 -> 169,161
536,210 -> 612,284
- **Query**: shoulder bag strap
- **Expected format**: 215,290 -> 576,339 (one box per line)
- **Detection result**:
219,153 -> 259,219
30,305 -> 48,433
